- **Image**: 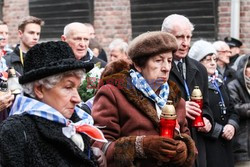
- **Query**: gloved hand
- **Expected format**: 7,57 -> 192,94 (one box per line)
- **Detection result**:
170,133 -> 196,167
143,135 -> 177,162
169,140 -> 187,166
92,147 -> 107,167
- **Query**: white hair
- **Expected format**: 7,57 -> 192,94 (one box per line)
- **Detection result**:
22,69 -> 85,98
63,22 -> 88,37
161,14 -> 194,33
108,38 -> 128,54
212,41 -> 229,51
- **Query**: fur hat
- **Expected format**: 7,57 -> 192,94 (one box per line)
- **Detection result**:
128,31 -> 178,61
19,41 -> 94,84
188,39 -> 217,61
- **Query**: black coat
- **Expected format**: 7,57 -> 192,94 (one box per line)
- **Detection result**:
169,56 -> 214,167
227,54 -> 250,162
80,51 -> 106,68
0,114 -> 97,167
4,44 -> 25,76
205,78 -> 239,167
217,65 -> 236,86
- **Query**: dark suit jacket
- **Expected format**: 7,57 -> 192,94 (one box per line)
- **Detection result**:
170,56 -> 214,167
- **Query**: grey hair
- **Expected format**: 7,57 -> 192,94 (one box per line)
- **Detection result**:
22,69 -> 86,98
161,14 -> 194,33
108,38 -> 128,54
63,22 -> 88,37
212,41 -> 229,51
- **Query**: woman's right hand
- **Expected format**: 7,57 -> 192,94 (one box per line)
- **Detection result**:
143,135 -> 177,162
0,90 -> 14,111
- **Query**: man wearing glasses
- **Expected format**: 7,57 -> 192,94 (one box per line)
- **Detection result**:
213,41 -> 236,85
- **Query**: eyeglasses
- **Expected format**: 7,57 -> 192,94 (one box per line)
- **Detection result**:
202,57 -> 218,63
217,50 -> 232,54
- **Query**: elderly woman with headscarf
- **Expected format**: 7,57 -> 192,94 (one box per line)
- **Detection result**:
227,54 -> 250,167
0,41 -> 107,167
189,39 -> 239,167
91,31 -> 196,167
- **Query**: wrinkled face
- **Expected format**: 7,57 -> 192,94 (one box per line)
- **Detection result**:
35,75 -> 82,119
217,45 -> 231,65
245,67 -> 250,78
62,27 -> 90,60
170,24 -> 192,60
109,48 -> 128,62
19,23 -> 41,50
135,52 -> 173,91
200,54 -> 218,76
0,24 -> 8,49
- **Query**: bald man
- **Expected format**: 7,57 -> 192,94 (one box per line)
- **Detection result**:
61,22 -> 106,68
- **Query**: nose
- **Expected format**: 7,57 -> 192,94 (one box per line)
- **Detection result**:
181,37 -> 190,46
71,89 -> 81,104
161,61 -> 171,72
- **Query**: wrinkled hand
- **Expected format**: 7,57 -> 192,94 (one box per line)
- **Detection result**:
185,101 -> 201,120
143,135 -> 177,162
222,124 -> 235,140
92,147 -> 107,167
170,140 -> 187,166
0,90 -> 14,111
197,117 -> 212,133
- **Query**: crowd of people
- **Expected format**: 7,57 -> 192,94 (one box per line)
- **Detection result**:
0,13 -> 249,167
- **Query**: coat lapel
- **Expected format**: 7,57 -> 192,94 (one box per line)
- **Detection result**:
101,71 -> 160,129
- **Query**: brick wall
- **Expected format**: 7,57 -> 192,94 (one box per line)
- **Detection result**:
218,0 -> 250,54
3,0 -> 29,46
3,0 -> 250,55
94,0 -> 132,53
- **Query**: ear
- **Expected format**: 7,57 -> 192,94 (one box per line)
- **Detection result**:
61,35 -> 66,41
18,30 -> 23,38
134,63 -> 142,73
34,84 -> 44,100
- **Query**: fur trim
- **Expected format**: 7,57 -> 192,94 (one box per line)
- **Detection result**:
99,70 -> 182,131
114,136 -> 136,167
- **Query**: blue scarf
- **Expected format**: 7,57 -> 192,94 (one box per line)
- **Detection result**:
10,95 -> 107,143
129,69 -> 169,109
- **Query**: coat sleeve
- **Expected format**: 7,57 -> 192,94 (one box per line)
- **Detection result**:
91,85 -> 137,166
0,117 -> 26,166
228,81 -> 250,118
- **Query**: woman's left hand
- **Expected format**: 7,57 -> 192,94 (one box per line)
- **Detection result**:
92,147 -> 107,167
222,124 -> 235,140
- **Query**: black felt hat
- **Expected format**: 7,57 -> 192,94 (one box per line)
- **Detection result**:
19,41 -> 94,84
224,37 -> 242,48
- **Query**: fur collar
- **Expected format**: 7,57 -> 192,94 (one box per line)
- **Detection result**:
99,60 -> 181,130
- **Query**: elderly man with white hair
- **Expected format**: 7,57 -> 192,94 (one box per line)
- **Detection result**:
108,38 -> 129,62
61,22 -> 106,68
161,14 -> 214,167
213,41 -> 236,85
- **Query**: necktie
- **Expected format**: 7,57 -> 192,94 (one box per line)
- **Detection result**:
177,61 -> 184,79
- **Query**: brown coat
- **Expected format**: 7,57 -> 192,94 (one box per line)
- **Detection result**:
92,61 -> 194,167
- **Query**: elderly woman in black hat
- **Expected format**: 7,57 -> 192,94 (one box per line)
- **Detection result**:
0,41 -> 107,167
91,31 -> 196,167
